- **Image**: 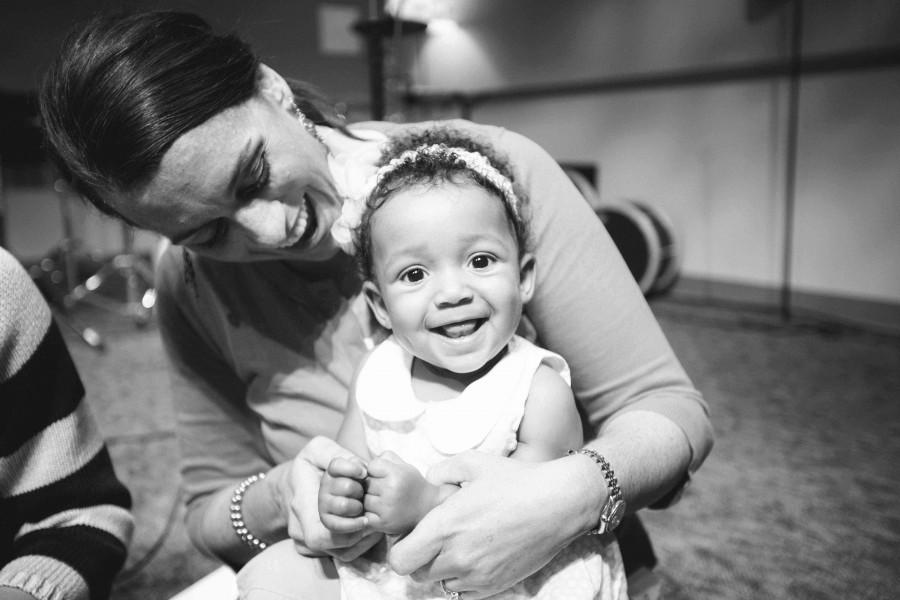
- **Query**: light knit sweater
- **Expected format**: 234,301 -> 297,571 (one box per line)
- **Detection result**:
0,247 -> 134,600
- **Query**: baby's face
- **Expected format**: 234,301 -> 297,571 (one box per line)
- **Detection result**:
364,182 -> 534,375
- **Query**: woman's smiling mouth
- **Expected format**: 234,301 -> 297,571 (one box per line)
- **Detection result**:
284,193 -> 316,248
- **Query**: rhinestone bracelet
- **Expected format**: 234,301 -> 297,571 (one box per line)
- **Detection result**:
230,472 -> 268,552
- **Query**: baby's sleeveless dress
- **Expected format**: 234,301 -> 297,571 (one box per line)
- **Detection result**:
336,335 -> 628,600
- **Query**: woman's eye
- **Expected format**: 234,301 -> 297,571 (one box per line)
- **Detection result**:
400,267 -> 426,283
470,254 -> 495,270
240,148 -> 270,198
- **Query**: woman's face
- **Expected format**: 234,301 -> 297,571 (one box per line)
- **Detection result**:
111,93 -> 343,262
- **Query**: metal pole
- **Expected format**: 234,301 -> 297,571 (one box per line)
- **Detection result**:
780,0 -> 803,321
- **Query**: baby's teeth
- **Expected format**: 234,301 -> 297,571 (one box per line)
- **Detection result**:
441,321 -> 478,338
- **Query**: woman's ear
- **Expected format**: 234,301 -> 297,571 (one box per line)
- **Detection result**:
518,253 -> 536,303
257,63 -> 295,110
363,280 -> 393,330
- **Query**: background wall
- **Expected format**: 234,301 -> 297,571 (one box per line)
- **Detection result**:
1,0 -> 898,330
399,0 -> 900,331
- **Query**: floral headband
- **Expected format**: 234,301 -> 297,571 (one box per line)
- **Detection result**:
329,143 -> 519,255
375,144 -> 520,217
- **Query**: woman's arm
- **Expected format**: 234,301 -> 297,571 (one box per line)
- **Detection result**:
492,121 -> 712,483
155,248 -> 288,568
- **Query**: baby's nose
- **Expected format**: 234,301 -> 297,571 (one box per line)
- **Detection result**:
434,272 -> 473,307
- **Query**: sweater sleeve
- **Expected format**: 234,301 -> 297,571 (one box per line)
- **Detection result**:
0,247 -> 133,600
454,121 -> 714,476
152,245 -> 272,558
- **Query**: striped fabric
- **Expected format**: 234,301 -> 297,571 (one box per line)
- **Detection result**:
0,247 -> 134,600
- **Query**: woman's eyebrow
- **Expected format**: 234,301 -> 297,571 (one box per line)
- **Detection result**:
168,138 -> 258,245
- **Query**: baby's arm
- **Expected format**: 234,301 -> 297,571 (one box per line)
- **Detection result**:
511,363 -> 584,461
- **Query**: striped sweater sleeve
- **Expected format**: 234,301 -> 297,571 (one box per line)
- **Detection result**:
0,247 -> 134,600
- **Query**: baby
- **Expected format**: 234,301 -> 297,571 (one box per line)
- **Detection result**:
317,128 -> 628,600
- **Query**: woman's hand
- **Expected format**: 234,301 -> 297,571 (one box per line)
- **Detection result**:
388,451 -> 602,600
286,436 -> 381,562
365,451 -> 440,535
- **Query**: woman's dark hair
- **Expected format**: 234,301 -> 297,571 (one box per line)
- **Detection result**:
39,11 -> 336,223
356,128 -> 531,282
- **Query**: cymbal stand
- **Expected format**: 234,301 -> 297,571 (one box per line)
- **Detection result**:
30,179 -> 104,348
34,180 -> 157,349
63,217 -> 157,328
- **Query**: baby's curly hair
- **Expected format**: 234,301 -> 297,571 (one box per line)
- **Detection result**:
355,127 -> 531,282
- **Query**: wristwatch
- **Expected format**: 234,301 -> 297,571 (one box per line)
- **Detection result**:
569,449 -> 627,535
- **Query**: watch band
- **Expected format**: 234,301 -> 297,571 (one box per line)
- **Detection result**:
569,448 -> 627,535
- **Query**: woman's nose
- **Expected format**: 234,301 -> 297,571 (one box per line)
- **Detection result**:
234,200 -> 286,246
434,271 -> 473,307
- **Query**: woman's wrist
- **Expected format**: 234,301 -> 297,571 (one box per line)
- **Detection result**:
230,473 -> 271,551
250,463 -> 292,543
559,453 -> 610,536
218,464 -> 291,562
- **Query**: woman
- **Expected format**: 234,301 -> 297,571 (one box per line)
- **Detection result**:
39,11 -> 712,599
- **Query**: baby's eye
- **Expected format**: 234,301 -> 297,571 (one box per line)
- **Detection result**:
469,254 -> 495,270
400,267 -> 427,283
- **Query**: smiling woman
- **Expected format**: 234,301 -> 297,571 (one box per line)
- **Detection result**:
39,10 -> 712,600
118,91 -> 341,262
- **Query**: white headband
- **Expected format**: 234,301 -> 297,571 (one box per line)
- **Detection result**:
374,144 -> 520,217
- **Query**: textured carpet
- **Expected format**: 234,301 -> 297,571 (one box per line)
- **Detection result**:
59,298 -> 900,600
642,301 -> 900,600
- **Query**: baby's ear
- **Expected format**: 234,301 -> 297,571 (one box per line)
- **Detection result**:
363,281 -> 392,330
518,253 -> 536,303
257,63 -> 295,110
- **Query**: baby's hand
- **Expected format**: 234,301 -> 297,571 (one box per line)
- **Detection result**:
318,456 -> 368,534
364,451 -> 438,535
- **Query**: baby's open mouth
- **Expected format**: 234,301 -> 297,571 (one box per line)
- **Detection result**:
433,319 -> 485,339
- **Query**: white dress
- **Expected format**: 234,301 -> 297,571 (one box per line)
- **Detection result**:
337,335 -> 628,600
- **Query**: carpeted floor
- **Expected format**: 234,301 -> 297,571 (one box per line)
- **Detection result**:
59,296 -> 900,600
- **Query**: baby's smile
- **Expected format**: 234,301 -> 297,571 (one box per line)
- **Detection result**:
431,318 -> 486,339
